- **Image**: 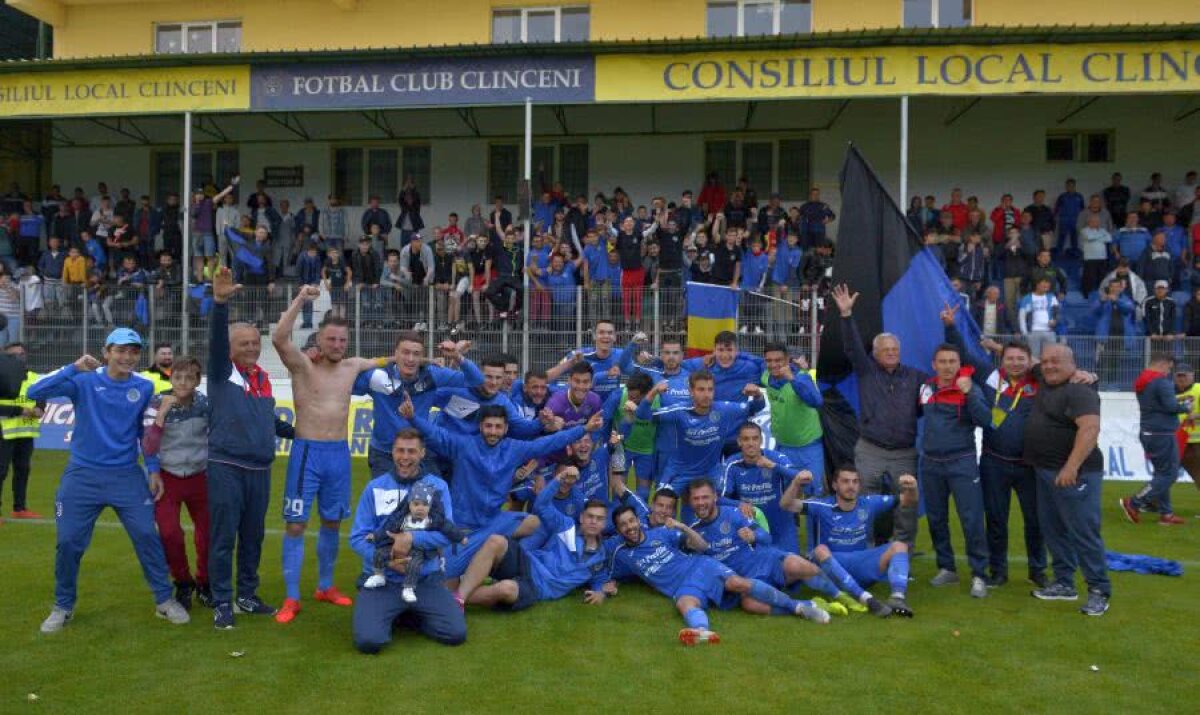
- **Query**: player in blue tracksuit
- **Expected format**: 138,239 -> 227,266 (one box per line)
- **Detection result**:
620,335 -> 694,483
944,316 -> 1048,587
453,478 -> 610,610
510,369 -> 556,420
352,331 -> 483,477
681,332 -> 766,402
546,319 -> 626,399
919,343 -> 992,596
718,423 -> 805,553
348,428 -> 465,653
782,464 -> 917,617
1123,355 -> 1190,523
29,328 -> 188,632
430,357 -> 545,441
637,370 -> 764,521
405,396 -> 603,577
686,478 -> 888,617
597,505 -> 830,646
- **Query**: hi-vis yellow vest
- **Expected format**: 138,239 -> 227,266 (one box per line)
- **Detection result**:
0,371 -> 41,440
140,369 -> 172,395
1178,384 -> 1200,443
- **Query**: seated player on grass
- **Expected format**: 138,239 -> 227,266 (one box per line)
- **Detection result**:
687,478 -> 892,618
595,505 -> 831,647
781,465 -> 917,617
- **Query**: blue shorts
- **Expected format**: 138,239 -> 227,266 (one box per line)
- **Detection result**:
283,439 -> 352,523
731,547 -> 788,588
831,545 -> 889,588
628,451 -> 656,483
776,442 -> 825,495
442,511 -> 528,579
673,556 -> 735,609
192,232 -> 216,258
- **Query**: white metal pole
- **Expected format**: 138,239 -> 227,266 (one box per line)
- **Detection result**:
900,96 -> 909,208
522,97 -> 532,372
181,111 -> 192,353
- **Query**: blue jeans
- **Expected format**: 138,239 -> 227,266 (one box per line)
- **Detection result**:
352,577 -> 466,653
1034,467 -> 1110,596
206,461 -> 271,604
979,453 -> 1046,578
921,453 -> 988,578
55,464 -> 173,610
1133,433 -> 1181,515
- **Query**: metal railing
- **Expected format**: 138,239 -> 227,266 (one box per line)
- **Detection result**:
12,277 -> 1185,391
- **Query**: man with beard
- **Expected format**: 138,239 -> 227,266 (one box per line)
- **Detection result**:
272,288 -> 383,624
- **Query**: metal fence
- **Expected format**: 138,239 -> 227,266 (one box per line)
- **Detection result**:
13,277 -> 1190,391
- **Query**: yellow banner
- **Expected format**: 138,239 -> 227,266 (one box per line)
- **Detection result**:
272,398 -> 376,457
596,41 -> 1200,101
0,65 -> 250,117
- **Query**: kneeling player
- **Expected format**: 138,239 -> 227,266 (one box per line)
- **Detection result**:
688,479 -> 892,618
454,480 -> 609,609
598,506 -> 830,646
782,465 -> 917,617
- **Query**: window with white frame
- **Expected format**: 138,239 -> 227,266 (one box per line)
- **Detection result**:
155,21 -> 241,54
332,146 -> 432,206
492,6 -> 589,44
488,143 -> 589,205
706,1 -> 811,38
901,0 -> 972,29
152,148 -> 239,204
704,138 -> 810,200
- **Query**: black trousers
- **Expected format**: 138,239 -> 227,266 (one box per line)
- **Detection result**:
0,438 -> 34,512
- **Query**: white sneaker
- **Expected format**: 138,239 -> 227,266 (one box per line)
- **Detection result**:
970,577 -> 988,599
753,326 -> 764,334
155,598 -> 191,625
363,574 -> 386,589
401,587 -> 417,603
930,569 -> 960,587
413,322 -> 428,332
738,325 -> 749,334
40,606 -> 72,633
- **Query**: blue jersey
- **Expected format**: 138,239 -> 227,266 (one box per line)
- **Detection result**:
430,386 -> 544,440
583,244 -> 608,282
562,346 -> 626,399
689,505 -> 772,572
806,494 -> 897,553
523,479 -> 610,600
771,243 -> 803,285
606,527 -> 697,597
740,250 -> 769,289
509,380 -> 562,420
682,353 -> 766,402
348,472 -> 455,583
639,398 -> 764,486
718,449 -> 794,514
574,444 -> 612,506
414,415 -> 586,529
28,365 -> 154,470
352,361 -> 484,454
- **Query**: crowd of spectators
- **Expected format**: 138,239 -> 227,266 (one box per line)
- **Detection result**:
3,168 -> 1199,343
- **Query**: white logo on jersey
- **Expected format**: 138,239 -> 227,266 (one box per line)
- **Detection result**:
443,395 -> 481,420
373,488 -> 402,516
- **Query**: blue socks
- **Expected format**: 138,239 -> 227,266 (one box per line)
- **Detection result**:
282,534 -> 304,601
749,579 -> 800,614
819,556 -> 865,599
802,574 -> 841,600
888,551 -> 910,596
317,527 -> 340,591
684,608 -> 709,630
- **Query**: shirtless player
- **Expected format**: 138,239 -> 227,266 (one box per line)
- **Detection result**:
273,285 -> 381,624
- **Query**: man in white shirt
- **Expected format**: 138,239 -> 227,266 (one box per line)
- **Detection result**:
1175,171 -> 1197,211
1018,277 -> 1059,358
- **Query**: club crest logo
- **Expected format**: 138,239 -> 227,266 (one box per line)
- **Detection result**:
127,388 -> 141,402
720,520 -> 731,535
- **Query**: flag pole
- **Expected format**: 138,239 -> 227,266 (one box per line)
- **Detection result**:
181,111 -> 192,354
899,96 -> 909,207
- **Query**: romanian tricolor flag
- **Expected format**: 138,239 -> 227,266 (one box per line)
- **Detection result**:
685,282 -> 739,357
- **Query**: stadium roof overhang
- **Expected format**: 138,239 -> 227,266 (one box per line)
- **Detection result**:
1,24 -> 1198,148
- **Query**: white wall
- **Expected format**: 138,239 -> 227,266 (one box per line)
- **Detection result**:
50,94 -> 1200,240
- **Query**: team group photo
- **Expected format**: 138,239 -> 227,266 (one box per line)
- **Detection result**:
0,0 -> 1197,712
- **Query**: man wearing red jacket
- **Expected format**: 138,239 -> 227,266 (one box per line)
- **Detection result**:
990,194 -> 1022,246
942,188 -> 970,232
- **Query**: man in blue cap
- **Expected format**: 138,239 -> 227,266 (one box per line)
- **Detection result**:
29,327 -> 190,632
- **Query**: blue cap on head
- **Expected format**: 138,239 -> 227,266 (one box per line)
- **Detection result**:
105,327 -> 143,347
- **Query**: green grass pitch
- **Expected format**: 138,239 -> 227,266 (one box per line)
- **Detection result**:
1,451 -> 1197,713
